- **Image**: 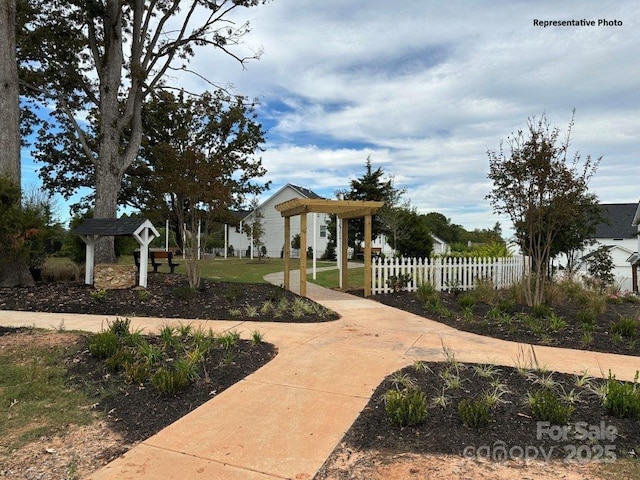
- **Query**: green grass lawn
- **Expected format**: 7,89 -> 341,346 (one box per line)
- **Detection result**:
118,255 -> 335,284
307,265 -> 364,290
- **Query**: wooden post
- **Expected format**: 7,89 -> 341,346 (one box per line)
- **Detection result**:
340,217 -> 348,291
364,213 -> 372,297
284,216 -> 291,291
300,212 -> 307,297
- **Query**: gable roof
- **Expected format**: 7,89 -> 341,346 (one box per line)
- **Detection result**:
288,184 -> 323,200
594,203 -> 638,239
73,218 -> 155,236
241,184 -> 324,220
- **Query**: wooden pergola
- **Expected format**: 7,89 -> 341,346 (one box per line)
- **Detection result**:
274,198 -> 384,297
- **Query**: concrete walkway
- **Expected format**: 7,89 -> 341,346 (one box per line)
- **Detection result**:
0,272 -> 638,479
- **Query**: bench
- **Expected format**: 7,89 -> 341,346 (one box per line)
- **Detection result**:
133,250 -> 181,274
356,247 -> 383,260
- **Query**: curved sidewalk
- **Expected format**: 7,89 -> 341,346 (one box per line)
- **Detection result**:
0,275 -> 637,479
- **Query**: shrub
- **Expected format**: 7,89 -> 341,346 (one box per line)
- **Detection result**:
151,367 -> 190,395
384,387 -> 428,427
124,360 -> 151,383
472,277 -> 497,304
416,281 -> 437,303
90,288 -> 108,303
457,294 -> 476,309
602,372 -> 640,419
458,397 -> 491,428
528,388 -> 574,424
172,285 -> 199,300
107,317 -> 132,337
576,309 -> 597,327
532,303 -> 552,319
105,348 -> 134,373
386,273 -> 412,292
611,317 -> 638,339
88,331 -> 119,359
41,259 -> 80,282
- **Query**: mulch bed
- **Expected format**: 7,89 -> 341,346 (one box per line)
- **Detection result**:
0,273 -> 339,323
373,291 -> 640,356
339,361 -> 640,462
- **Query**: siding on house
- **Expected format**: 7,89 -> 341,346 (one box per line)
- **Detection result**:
227,184 -> 330,258
577,202 -> 639,292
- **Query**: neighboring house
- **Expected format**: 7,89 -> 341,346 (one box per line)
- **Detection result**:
577,202 -> 640,292
227,184 -> 331,258
431,234 -> 450,255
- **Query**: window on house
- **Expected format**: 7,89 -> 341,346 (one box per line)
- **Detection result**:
320,225 -> 327,238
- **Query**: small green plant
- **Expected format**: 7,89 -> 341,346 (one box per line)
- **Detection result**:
602,371 -> 640,419
532,303 -> 552,319
416,281 -> 437,303
576,309 -> 597,326
244,305 -> 259,317
222,351 -> 235,367
228,307 -> 242,317
483,384 -> 511,408
458,397 -> 491,428
528,388 -> 574,424
172,285 -> 198,300
218,331 -> 240,349
90,288 -> 108,302
384,386 -> 428,427
547,312 -> 567,332
177,323 -> 193,338
135,288 -> 149,301
386,273 -> 412,292
472,364 -> 501,379
430,388 -> 451,408
151,367 -> 190,395
159,325 -> 178,349
105,348 -> 134,373
251,330 -> 263,345
260,301 -> 274,314
611,316 -> 638,339
472,277 -> 497,304
123,360 -> 151,383
413,360 -> 431,374
457,294 -> 476,309
88,331 -> 119,359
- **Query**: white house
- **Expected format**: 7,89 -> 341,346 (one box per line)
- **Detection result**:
227,184 -> 331,258
577,202 -> 640,292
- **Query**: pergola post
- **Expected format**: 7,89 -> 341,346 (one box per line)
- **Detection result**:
340,217 -> 348,291
364,214 -> 372,297
283,216 -> 291,291
300,212 -> 307,297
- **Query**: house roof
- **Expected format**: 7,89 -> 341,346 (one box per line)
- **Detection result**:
241,184 -> 324,220
73,218 -> 156,236
594,203 -> 638,239
288,184 -> 324,200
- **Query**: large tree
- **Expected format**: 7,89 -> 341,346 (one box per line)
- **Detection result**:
21,0 -> 269,263
0,0 -> 20,182
120,89 -> 269,242
486,113 -> 600,306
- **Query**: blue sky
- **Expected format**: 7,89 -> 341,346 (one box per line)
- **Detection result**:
21,0 -> 639,240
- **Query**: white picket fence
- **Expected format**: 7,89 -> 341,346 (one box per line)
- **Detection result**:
371,256 -> 530,294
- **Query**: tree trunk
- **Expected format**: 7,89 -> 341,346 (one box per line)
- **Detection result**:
92,0 -> 126,265
0,0 -> 20,183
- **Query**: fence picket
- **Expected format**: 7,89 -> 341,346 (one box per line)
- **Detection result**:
370,255 -> 529,295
